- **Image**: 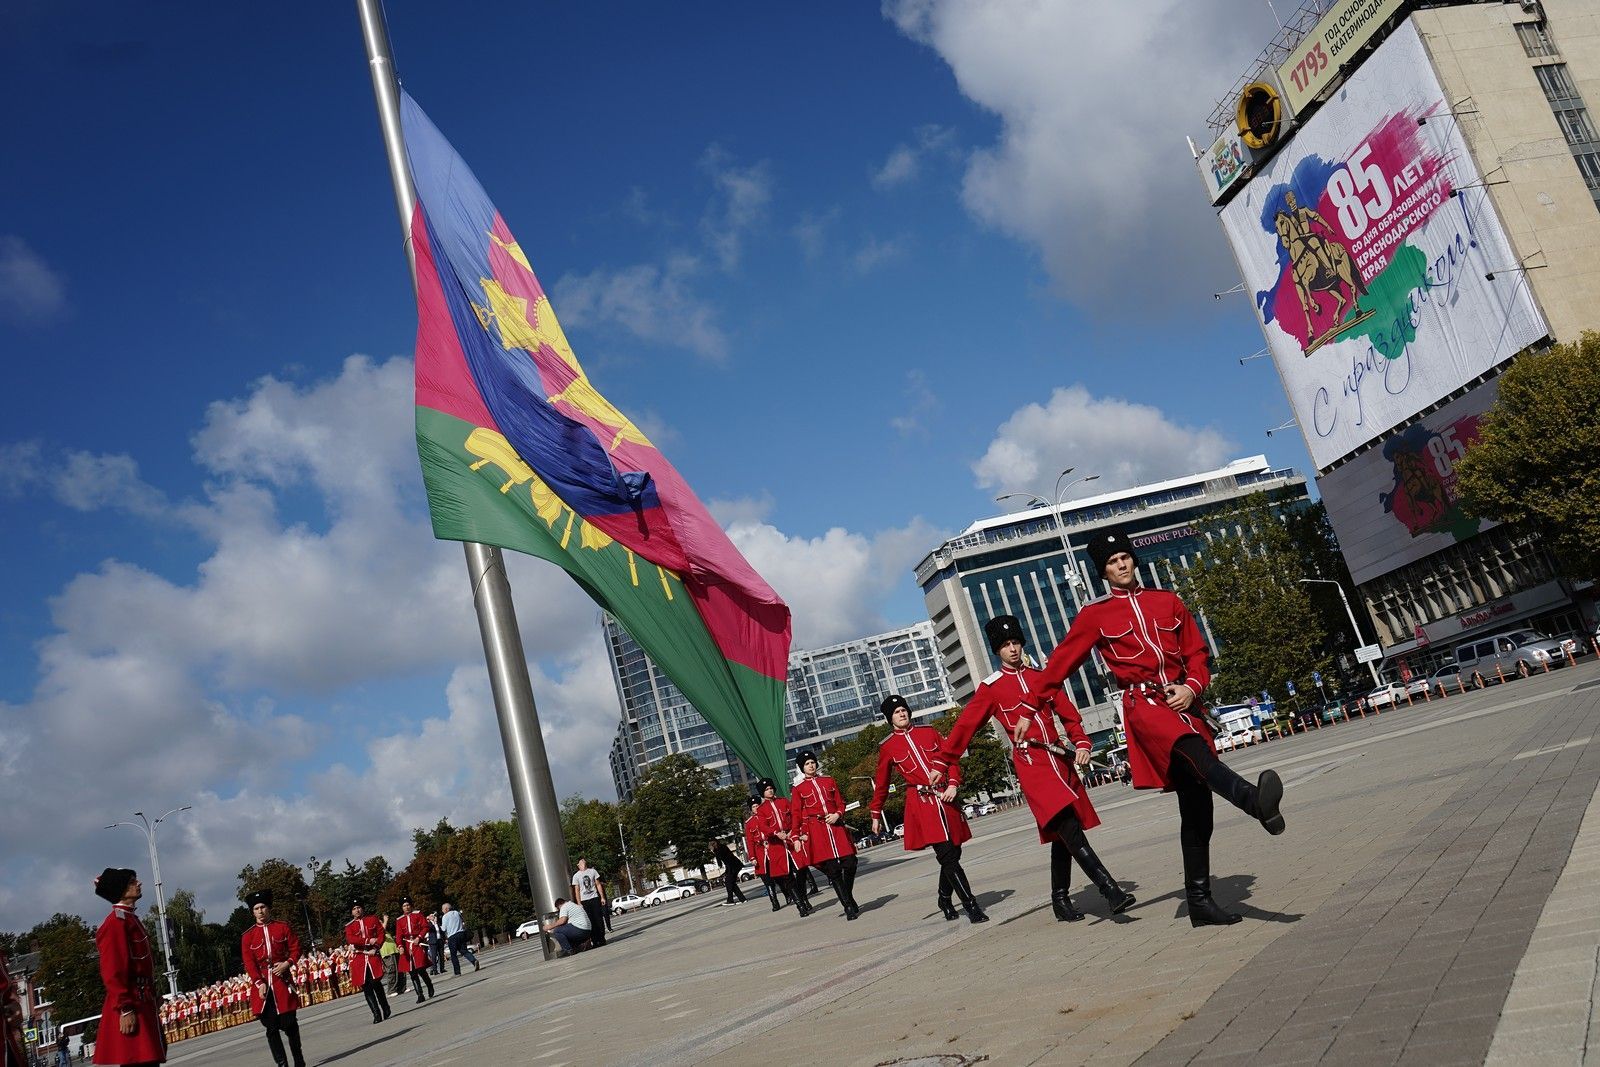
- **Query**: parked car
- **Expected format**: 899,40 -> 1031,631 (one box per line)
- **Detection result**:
515,918 -> 541,940
677,879 -> 710,894
1364,683 -> 1405,710
1214,730 -> 1236,752
1318,702 -> 1346,724
1427,663 -> 1470,690
1402,675 -> 1432,700
643,884 -> 695,906
1455,630 -> 1567,679
978,802 -> 998,815
610,893 -> 645,915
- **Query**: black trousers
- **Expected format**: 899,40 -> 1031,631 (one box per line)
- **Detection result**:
259,997 -> 305,1067
931,841 -> 977,906
1046,808 -> 1090,891
404,965 -> 434,1000
815,854 -> 859,908
1169,735 -> 1218,881
360,976 -> 390,1021
580,897 -> 608,946
724,869 -> 747,903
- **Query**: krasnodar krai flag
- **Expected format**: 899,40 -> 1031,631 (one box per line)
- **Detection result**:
402,92 -> 792,784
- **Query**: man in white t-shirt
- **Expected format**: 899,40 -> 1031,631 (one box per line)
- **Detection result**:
570,859 -> 608,946
546,897 -> 592,957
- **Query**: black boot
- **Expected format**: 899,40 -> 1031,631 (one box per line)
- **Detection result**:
1051,889 -> 1084,922
1203,763 -> 1286,835
950,867 -> 988,924
1186,877 -> 1242,927
1071,842 -> 1136,914
790,877 -> 813,916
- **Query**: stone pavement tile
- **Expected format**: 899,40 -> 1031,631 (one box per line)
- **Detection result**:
1250,1036 -> 1335,1065
1325,1030 -> 1405,1064
1267,1017 -> 1342,1046
1396,1041 -> 1488,1067
1495,1001 -> 1593,1032
1484,1023 -> 1590,1057
1334,1003 -> 1425,1038
1485,1053 -> 1584,1067
1416,989 -> 1508,1026
1407,1018 -> 1496,1048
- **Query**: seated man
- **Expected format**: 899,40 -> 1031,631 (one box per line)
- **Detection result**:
546,897 -> 593,957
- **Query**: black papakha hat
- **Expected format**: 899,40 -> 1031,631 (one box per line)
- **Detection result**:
95,867 -> 136,904
985,614 -> 1025,653
748,794 -> 761,807
400,896 -> 413,906
880,694 -> 910,723
1088,530 -> 1137,575
795,749 -> 818,772
757,777 -> 777,794
244,889 -> 274,909
349,898 -> 366,910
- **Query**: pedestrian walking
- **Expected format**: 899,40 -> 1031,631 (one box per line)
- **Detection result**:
90,867 -> 165,1066
426,912 -> 446,975
755,779 -> 812,916
393,899 -> 435,1004
570,860 -> 607,947
1038,530 -> 1287,926
933,614 -> 1134,922
872,696 -> 987,923
239,890 -> 308,1067
343,900 -> 391,1024
710,839 -> 746,904
439,902 -> 479,974
792,751 -> 861,919
743,798 -> 778,910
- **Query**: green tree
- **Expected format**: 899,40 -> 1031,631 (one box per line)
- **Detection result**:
1456,332 -> 1600,582
817,722 -> 890,834
141,889 -> 238,989
0,931 -> 20,956
627,753 -> 744,874
559,795 -> 624,879
31,914 -> 100,1026
1174,491 -> 1331,703
432,821 -> 532,939
236,858 -> 311,945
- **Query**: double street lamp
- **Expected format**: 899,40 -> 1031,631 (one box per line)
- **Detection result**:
105,806 -> 191,998
997,467 -> 1101,594
1298,577 -> 1383,687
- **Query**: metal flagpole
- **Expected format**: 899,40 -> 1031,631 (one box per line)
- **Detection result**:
355,0 -> 570,960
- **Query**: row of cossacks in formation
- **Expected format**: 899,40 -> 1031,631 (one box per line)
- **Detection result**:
87,865 -> 448,1067
742,530 -> 1289,929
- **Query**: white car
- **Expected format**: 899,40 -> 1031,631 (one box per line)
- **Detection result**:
515,918 -> 541,940
1365,683 -> 1405,709
610,893 -> 645,915
643,884 -> 694,906
1213,731 -> 1236,752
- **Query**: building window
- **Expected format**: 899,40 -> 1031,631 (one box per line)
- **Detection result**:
1535,63 -> 1580,106
1517,21 -> 1557,58
1575,151 -> 1600,194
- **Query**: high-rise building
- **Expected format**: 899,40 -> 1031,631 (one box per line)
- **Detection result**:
1200,0 -> 1599,676
914,456 -> 1311,736
606,617 -> 953,801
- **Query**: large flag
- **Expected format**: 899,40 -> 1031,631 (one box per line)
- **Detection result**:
401,92 -> 792,785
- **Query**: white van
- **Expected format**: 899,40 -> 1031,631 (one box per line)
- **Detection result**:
1454,630 -> 1565,679
1211,703 -> 1263,748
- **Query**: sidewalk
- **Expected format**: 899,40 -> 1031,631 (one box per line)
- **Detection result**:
165,661 -> 1600,1067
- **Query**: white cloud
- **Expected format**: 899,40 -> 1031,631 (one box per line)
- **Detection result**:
852,235 -> 908,274
792,208 -> 840,263
0,236 -> 66,323
555,254 -> 729,363
871,124 -> 959,190
883,0 -> 1274,307
872,145 -> 920,189
699,146 -> 774,272
973,385 -> 1236,496
706,492 -> 775,528
888,369 -> 939,437
726,516 -> 944,649
0,442 -> 167,518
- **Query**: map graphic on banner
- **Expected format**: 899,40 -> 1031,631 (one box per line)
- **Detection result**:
1317,379 -> 1501,586
1220,21 -> 1546,470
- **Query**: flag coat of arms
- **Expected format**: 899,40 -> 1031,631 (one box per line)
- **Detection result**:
402,92 -> 791,785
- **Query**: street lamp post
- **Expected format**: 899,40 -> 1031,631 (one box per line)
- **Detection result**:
1299,578 -> 1383,687
997,468 -> 1101,595
617,819 -> 636,896
105,806 -> 191,998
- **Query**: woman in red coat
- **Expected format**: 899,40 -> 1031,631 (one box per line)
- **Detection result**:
91,867 -> 165,1066
239,890 -> 306,1067
343,901 -> 390,1024
935,614 -> 1135,922
871,696 -> 987,923
792,751 -> 861,920
392,898 -> 435,1004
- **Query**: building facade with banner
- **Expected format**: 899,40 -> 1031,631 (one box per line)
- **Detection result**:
607,617 -> 953,800
913,457 -> 1310,736
1204,0 -> 1600,674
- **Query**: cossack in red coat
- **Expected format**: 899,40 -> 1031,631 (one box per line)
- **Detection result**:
240,920 -> 302,1016
742,814 -> 768,876
393,912 -> 430,972
1041,585 -> 1216,790
937,664 -> 1099,842
791,774 -> 856,864
756,797 -> 807,877
93,905 -> 166,1065
344,915 -> 386,986
872,725 -> 971,851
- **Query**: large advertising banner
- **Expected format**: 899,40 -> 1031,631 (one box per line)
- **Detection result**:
1317,378 -> 1500,586
1221,21 -> 1546,471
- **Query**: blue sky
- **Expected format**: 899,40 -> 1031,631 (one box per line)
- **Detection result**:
0,0 -> 1298,932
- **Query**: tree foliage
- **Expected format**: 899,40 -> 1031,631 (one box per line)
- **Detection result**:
626,753 -> 744,873
140,889 -> 239,989
1456,332 -> 1600,582
31,913 -> 100,1027
559,795 -> 625,879
380,820 -> 534,939
1174,491 -> 1332,703
930,709 -> 1010,800
236,859 -> 311,945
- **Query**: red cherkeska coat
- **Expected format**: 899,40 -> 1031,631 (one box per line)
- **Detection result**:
742,814 -> 768,876
393,912 -> 430,972
756,796 -> 808,877
938,663 -> 1100,842
1041,585 -> 1216,790
791,774 -> 856,864
240,920 -> 302,1016
93,905 -> 166,1065
872,725 -> 972,851
344,915 -> 386,986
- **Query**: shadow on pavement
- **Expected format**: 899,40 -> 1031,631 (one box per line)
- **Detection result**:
313,1023 -> 420,1064
851,893 -> 900,916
